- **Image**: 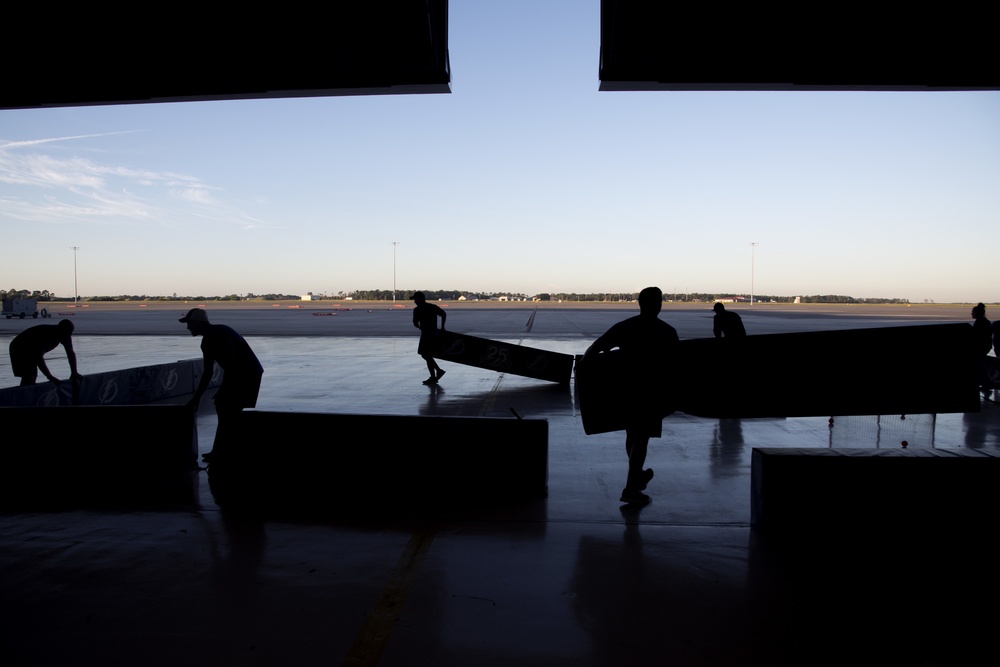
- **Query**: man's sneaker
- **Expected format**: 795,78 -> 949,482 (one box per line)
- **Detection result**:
620,489 -> 650,505
201,451 -> 214,462
422,376 -> 438,385
640,468 -> 654,490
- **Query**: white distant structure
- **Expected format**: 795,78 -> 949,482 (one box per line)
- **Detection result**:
301,292 -> 314,301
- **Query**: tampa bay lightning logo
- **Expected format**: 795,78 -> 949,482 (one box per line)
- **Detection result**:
524,354 -> 548,371
99,379 -> 119,404
160,369 -> 179,392
443,339 -> 466,355
38,388 -> 61,407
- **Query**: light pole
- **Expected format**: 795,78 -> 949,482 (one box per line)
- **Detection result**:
392,241 -> 399,304
750,242 -> 759,305
72,246 -> 80,305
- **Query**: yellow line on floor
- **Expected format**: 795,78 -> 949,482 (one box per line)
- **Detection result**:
342,524 -> 436,666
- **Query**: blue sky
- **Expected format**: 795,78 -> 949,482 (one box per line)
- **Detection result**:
2,1 -> 999,303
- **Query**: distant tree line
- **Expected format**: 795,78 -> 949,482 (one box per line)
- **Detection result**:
84,294 -> 303,302
536,293 -> 639,302
655,293 -> 910,305
2,288 -> 55,301
347,289 -> 530,301
350,290 -> 911,304
83,293 -> 303,302
0,287 -> 913,305
1,290 -> 301,303
538,292 -> 911,304
794,295 -> 910,304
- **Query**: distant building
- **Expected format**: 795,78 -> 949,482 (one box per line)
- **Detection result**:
301,293 -> 314,301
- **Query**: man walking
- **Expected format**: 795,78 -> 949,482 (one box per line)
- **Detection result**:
412,292 -> 447,384
584,287 -> 679,505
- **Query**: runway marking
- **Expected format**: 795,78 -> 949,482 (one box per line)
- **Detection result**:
480,327 -> 535,416
523,306 -> 537,333
342,525 -> 436,667
481,331 -> 534,417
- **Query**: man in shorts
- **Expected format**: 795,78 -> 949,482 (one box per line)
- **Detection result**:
412,291 -> 447,384
584,287 -> 679,505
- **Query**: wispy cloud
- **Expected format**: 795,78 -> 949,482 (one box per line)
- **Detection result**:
0,131 -> 142,152
0,132 -> 269,229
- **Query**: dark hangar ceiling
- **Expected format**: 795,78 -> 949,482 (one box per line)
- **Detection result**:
599,1 -> 998,92
2,1 -> 996,110
3,2 -> 452,109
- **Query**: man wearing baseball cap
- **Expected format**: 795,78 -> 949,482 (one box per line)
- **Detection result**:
180,308 -> 263,462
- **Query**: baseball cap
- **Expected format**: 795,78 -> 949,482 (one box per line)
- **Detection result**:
179,308 -> 209,323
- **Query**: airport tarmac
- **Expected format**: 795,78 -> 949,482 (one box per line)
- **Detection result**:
0,299 -> 977,339
1,304 -> 997,665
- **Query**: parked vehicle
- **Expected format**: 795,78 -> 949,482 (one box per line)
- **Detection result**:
2,299 -> 50,319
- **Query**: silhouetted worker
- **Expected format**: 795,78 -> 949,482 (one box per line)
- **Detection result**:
9,319 -> 82,387
412,291 -> 447,384
971,303 -> 992,357
712,302 -> 746,338
584,286 -> 679,505
971,303 -> 994,400
180,308 -> 263,462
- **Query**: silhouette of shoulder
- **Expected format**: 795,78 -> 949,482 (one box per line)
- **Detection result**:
596,315 -> 678,355
201,324 -> 263,374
